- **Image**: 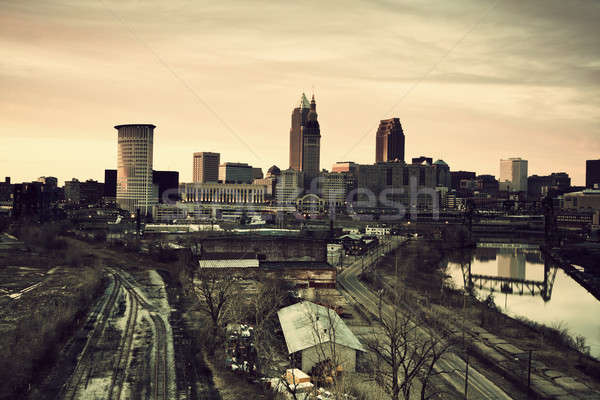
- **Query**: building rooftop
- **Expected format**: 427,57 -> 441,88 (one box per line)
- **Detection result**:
198,258 -> 259,268
296,93 -> 310,109
261,261 -> 335,271
114,124 -> 156,129
566,189 -> 600,195
277,301 -> 365,354
338,233 -> 363,241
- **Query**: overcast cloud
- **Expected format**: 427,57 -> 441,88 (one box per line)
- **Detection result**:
1,0 -> 598,184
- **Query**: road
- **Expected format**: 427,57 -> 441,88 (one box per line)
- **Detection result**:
338,238 -> 513,400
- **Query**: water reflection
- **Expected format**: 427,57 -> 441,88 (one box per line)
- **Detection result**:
460,247 -> 557,302
448,242 -> 600,358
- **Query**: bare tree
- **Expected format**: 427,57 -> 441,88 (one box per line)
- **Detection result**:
365,292 -> 455,400
250,278 -> 290,375
193,268 -> 238,337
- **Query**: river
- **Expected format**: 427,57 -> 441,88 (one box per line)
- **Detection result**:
446,241 -> 600,359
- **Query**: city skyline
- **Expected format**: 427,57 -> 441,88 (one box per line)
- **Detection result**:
1,0 -> 599,185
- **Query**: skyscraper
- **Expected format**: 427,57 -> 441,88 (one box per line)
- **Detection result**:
289,93 -> 321,183
375,118 -> 405,163
500,158 -> 528,192
115,124 -> 157,214
586,159 -> 600,189
193,152 -> 220,183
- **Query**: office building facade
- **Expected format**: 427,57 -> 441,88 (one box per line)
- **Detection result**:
153,170 -> 179,204
375,118 -> 405,163
104,169 -> 117,199
289,93 -> 321,182
65,179 -> 104,205
219,162 -> 253,184
500,158 -> 528,193
193,152 -> 220,183
276,169 -> 304,205
115,124 -> 157,214
181,182 -> 266,204
587,159 -> 600,189
528,173 -> 571,200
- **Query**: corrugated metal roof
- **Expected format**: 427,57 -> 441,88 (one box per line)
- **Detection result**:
198,259 -> 259,268
277,301 -> 365,354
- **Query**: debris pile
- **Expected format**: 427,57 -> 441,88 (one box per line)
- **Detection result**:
224,323 -> 257,374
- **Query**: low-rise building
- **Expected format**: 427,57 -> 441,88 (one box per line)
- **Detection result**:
327,243 -> 343,265
562,189 -> 600,212
277,301 -> 365,373
365,225 -> 391,236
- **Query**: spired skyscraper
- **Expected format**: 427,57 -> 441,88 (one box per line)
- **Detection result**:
375,118 -> 405,163
289,93 -> 321,184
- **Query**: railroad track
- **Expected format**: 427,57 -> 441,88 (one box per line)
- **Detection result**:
151,313 -> 169,400
62,273 -> 122,400
113,270 -> 169,400
107,286 -> 139,400
62,270 -> 170,400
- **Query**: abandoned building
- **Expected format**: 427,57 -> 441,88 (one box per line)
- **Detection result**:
277,301 -> 365,373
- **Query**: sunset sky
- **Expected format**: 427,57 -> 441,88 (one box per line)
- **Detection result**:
1,0 -> 599,185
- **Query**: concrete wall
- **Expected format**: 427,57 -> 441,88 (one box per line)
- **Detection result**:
263,268 -> 336,288
300,343 -> 357,373
199,236 -> 327,262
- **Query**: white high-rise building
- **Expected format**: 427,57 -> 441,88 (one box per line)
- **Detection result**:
500,158 -> 528,193
276,169 -> 304,205
115,124 -> 158,214
318,172 -> 346,207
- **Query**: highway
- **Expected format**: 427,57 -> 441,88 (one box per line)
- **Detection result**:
338,238 -> 513,400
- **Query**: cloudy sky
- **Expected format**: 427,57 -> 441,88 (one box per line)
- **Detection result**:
1,0 -> 599,185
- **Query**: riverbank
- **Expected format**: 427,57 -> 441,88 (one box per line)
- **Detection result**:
361,238 -> 600,398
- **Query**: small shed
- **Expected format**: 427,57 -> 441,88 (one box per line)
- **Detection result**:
277,301 -> 365,373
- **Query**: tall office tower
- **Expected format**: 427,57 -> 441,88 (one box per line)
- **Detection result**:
115,124 -> 157,214
586,159 -> 600,189
500,158 -> 528,192
289,93 -> 321,183
375,118 -> 405,163
193,152 -> 220,183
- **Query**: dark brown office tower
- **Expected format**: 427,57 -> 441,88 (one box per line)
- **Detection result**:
289,93 -> 321,182
193,152 -> 220,183
375,118 -> 405,163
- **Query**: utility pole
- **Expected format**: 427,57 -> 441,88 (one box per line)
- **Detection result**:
528,349 -> 532,392
464,353 -> 469,399
463,291 -> 469,399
